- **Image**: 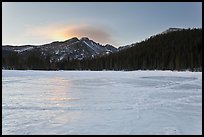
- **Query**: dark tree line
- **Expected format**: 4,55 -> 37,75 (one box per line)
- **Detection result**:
2,28 -> 202,71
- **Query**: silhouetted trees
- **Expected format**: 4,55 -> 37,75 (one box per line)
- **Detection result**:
2,28 -> 202,71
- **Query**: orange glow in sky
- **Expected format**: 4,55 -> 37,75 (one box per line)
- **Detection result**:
52,31 -> 74,41
28,23 -> 117,45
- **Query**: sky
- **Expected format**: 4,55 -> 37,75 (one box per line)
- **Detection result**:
2,2 -> 202,47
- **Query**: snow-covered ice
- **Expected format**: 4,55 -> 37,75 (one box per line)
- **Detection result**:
2,70 -> 202,135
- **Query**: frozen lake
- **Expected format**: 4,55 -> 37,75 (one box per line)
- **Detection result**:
2,70 -> 202,135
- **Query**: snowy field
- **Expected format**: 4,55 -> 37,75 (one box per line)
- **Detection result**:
2,70 -> 202,135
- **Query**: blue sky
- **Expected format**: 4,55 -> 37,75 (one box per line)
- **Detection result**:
2,2 -> 202,47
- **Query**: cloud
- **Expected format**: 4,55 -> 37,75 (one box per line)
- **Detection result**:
27,23 -> 119,46
64,24 -> 113,44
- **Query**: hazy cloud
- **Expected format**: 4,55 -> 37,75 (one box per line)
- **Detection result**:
65,24 -> 113,44
27,23 -> 119,46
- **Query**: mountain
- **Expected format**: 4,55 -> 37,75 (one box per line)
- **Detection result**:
118,43 -> 136,51
117,28 -> 185,51
161,27 -> 184,34
89,28 -> 202,71
73,28 -> 202,71
2,28 -> 202,71
2,37 -> 118,62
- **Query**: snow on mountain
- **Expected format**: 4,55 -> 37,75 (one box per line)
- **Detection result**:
118,44 -> 135,51
80,37 -> 108,54
161,28 -> 184,34
3,45 -> 36,52
14,47 -> 34,53
105,44 -> 118,53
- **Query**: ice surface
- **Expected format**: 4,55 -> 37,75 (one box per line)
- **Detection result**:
2,70 -> 202,135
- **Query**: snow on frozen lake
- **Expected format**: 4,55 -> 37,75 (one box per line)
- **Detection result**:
2,70 -> 202,135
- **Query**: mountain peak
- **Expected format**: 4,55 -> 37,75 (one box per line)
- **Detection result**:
80,37 -> 89,41
64,37 -> 79,42
71,37 -> 79,41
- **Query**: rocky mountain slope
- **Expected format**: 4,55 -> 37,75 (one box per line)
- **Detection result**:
2,37 -> 118,62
